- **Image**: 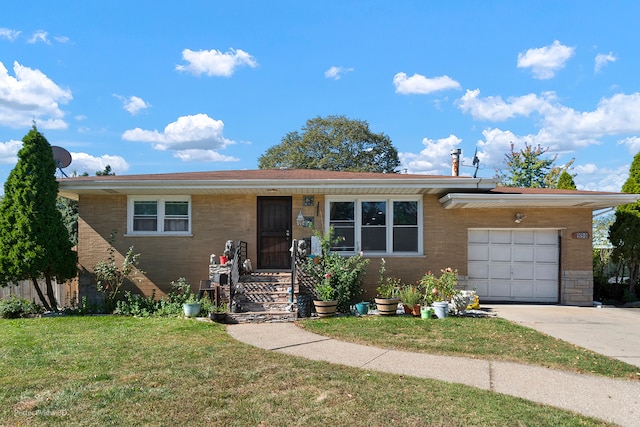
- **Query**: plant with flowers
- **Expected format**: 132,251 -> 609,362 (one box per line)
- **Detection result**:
304,226 -> 369,311
436,267 -> 459,302
376,258 -> 401,299
419,267 -> 459,303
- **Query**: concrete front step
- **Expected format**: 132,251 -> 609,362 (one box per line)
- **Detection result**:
228,311 -> 296,323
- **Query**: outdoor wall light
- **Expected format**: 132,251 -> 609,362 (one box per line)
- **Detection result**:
514,212 -> 526,224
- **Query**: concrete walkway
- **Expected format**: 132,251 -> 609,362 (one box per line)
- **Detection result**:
227,317 -> 640,426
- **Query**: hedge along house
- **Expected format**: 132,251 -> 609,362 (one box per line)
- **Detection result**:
58,168 -> 639,307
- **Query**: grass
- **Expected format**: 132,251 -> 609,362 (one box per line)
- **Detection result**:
0,316 -> 617,426
298,315 -> 640,380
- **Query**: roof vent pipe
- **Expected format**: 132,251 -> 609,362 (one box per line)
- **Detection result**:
451,148 -> 461,176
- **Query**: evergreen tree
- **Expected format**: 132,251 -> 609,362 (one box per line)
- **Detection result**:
0,126 -> 77,311
556,170 -> 577,190
609,151 -> 640,297
258,115 -> 400,173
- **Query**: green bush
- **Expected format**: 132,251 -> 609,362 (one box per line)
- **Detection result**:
0,296 -> 44,318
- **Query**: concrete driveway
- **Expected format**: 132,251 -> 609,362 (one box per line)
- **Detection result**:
487,304 -> 640,368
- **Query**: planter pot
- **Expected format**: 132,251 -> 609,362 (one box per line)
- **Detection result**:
432,301 -> 449,319
297,295 -> 312,318
355,302 -> 370,315
403,304 -> 413,315
421,306 -> 434,319
183,302 -> 201,317
313,300 -> 338,318
374,298 -> 400,316
209,312 -> 226,322
411,304 -> 421,317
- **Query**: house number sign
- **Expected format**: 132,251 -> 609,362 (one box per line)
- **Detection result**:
572,232 -> 590,239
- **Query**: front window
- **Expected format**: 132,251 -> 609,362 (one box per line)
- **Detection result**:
327,197 -> 422,254
128,196 -> 191,235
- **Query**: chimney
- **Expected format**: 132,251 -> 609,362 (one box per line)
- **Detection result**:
451,148 -> 461,176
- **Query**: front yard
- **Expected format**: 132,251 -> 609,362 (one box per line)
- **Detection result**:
0,316 -> 621,426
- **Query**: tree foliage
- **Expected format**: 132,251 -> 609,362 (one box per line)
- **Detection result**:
0,126 -> 77,311
609,151 -> 640,297
498,143 -> 573,188
258,115 -> 400,173
556,170 -> 577,190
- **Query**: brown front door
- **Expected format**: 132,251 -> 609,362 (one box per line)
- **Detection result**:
257,196 -> 292,270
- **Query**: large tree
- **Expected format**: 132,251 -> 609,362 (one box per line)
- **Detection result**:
258,115 -> 400,173
556,170 -> 577,190
609,151 -> 640,297
0,126 -> 77,311
498,142 -> 573,188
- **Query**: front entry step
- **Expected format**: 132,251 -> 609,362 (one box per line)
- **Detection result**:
231,271 -> 301,322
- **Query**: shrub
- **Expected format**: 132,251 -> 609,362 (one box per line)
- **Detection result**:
0,296 -> 43,318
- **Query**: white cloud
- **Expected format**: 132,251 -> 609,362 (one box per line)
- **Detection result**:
176,48 -> 257,77
0,139 -> 23,164
595,52 -> 616,73
458,88 -> 640,152
324,66 -> 354,80
173,149 -> 239,162
619,136 -> 640,155
574,163 -> 628,192
0,28 -> 21,41
114,95 -> 151,115
69,152 -> 130,175
54,35 -> 70,44
0,60 -> 72,129
27,30 -> 50,44
458,89 -> 554,121
399,134 -> 462,175
393,72 -> 460,95
517,40 -> 575,79
122,113 -> 239,162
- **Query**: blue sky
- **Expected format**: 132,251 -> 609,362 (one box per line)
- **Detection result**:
1,1 -> 639,192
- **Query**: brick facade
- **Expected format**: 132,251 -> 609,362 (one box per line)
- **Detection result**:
76,192 -> 595,306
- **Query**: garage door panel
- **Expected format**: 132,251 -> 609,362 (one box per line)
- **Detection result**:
490,246 -> 511,262
511,281 -> 534,298
513,246 -> 534,262
468,245 -> 489,261
468,229 -> 489,244
536,281 -> 557,299
488,281 -> 512,298
535,247 -> 558,263
491,230 -> 512,244
536,231 -> 558,244
535,264 -> 558,280
468,262 -> 488,279
513,231 -> 535,244
512,264 -> 534,280
490,263 -> 511,279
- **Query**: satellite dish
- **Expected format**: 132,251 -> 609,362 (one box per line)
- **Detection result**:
51,146 -> 72,177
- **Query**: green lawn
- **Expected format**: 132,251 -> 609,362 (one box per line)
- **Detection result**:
298,315 -> 640,380
0,316 -> 616,426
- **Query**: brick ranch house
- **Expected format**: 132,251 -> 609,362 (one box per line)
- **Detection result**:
58,168 -> 638,307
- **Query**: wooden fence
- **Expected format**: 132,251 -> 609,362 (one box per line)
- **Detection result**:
0,279 -> 72,307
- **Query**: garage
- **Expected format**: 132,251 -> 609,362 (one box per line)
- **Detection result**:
468,229 -> 559,303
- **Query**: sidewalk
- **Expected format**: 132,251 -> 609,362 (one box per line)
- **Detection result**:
227,322 -> 640,427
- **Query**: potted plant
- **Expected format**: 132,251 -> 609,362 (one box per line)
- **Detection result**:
374,259 -> 401,316
398,285 -> 423,316
183,292 -> 202,317
313,279 -> 338,318
432,268 -> 459,319
209,302 -> 227,322
419,271 -> 437,319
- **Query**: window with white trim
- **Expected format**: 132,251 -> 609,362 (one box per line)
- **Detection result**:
127,196 -> 191,235
327,197 -> 422,254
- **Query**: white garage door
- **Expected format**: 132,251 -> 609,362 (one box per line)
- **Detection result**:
468,229 -> 559,303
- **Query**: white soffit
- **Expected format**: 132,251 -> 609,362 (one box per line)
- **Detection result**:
439,193 -> 640,210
